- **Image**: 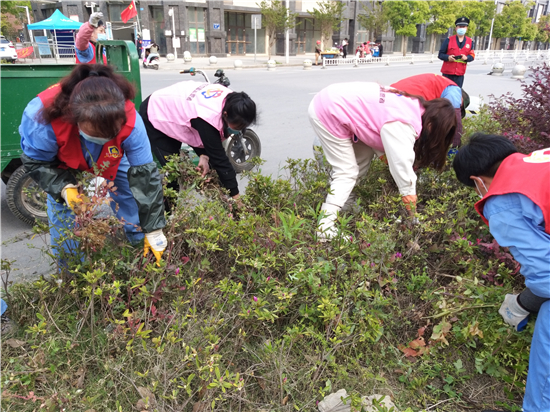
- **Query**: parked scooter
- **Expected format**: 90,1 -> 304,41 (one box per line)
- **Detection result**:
179,67 -> 262,173
142,43 -> 160,70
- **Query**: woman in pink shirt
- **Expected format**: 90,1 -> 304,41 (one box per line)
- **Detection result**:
309,82 -> 456,240
139,81 -> 257,206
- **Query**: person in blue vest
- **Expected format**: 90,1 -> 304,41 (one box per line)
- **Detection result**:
75,11 -> 107,64
438,17 -> 475,88
19,64 -> 167,266
453,134 -> 550,412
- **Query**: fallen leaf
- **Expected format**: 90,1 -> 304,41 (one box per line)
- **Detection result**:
4,339 -> 25,348
256,376 -> 266,390
282,395 -> 289,405
409,337 -> 426,349
398,344 -> 419,358
74,368 -> 86,389
469,321 -> 484,338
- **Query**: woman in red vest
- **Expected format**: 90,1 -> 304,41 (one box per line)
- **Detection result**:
19,64 -> 167,266
438,17 -> 475,88
391,73 -> 470,147
75,11 -> 107,64
453,134 -> 550,412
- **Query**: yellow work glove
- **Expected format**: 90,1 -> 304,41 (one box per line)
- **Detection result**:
61,185 -> 82,210
144,229 -> 167,266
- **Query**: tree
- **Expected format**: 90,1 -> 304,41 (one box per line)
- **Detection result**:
308,0 -> 346,51
258,0 -> 297,60
1,1 -> 31,39
357,1 -> 389,43
535,15 -> 550,46
383,1 -> 429,56
492,1 -> 531,50
426,1 -> 460,54
460,0 -> 496,49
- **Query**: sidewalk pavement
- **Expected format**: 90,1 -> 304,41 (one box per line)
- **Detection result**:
17,52 -> 428,72
156,53 -> 321,71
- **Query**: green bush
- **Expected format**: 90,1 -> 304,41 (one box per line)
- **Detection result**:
1,153 -> 530,412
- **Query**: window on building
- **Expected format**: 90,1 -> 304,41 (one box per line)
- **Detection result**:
150,6 -> 167,54
244,14 -> 265,54
295,18 -> 321,53
188,7 -> 206,55
109,3 -> 132,22
225,12 -> 248,55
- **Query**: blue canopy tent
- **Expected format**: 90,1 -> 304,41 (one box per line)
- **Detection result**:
27,9 -> 83,60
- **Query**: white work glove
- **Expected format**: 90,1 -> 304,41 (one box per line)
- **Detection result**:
144,229 -> 167,266
89,12 -> 104,28
498,294 -> 530,331
317,203 -> 341,241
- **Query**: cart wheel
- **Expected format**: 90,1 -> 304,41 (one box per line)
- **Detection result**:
225,129 -> 261,173
6,166 -> 48,226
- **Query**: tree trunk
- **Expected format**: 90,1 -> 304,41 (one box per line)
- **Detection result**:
430,33 -> 435,54
402,35 -> 406,56
494,37 -> 500,50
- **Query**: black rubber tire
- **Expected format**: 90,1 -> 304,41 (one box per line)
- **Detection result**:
6,166 -> 48,226
153,63 -> 159,70
226,129 -> 261,173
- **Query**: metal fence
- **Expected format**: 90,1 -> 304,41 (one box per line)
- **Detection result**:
321,49 -> 550,69
13,41 -> 78,64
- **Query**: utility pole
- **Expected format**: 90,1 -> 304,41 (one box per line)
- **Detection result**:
285,0 -> 289,64
15,5 -> 34,44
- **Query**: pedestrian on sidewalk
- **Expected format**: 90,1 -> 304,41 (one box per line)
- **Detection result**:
438,17 -> 475,88
315,40 -> 322,65
341,38 -> 348,58
453,134 -> 550,412
309,82 -> 456,240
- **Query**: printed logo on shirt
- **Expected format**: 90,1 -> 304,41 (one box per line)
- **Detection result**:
106,146 -> 122,158
201,88 -> 224,99
523,148 -> 550,164
466,44 -> 470,49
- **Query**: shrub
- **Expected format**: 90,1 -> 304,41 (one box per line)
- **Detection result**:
1,153 -> 530,412
488,62 -> 550,150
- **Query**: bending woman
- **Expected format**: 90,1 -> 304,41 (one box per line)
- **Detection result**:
309,82 -> 456,239
140,81 -> 257,202
19,64 -> 167,265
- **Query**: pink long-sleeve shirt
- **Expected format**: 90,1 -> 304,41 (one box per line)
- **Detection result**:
312,82 -> 424,152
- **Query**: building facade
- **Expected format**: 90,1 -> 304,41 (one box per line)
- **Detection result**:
30,0 -> 549,57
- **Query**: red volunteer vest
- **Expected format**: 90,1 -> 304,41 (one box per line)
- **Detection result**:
441,36 -> 473,76
37,84 -> 136,180
475,149 -> 550,234
391,74 -> 458,100
75,42 -> 108,64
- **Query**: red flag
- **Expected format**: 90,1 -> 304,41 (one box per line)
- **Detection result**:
121,0 -> 138,23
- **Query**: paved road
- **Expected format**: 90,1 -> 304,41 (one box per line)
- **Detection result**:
1,60 -> 525,283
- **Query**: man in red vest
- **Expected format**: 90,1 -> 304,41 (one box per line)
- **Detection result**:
438,17 -> 475,88
75,11 -> 107,64
453,134 -> 550,412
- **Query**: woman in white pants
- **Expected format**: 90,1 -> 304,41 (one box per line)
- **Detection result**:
309,82 -> 456,239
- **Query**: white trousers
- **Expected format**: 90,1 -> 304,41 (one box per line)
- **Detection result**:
308,100 -> 378,208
